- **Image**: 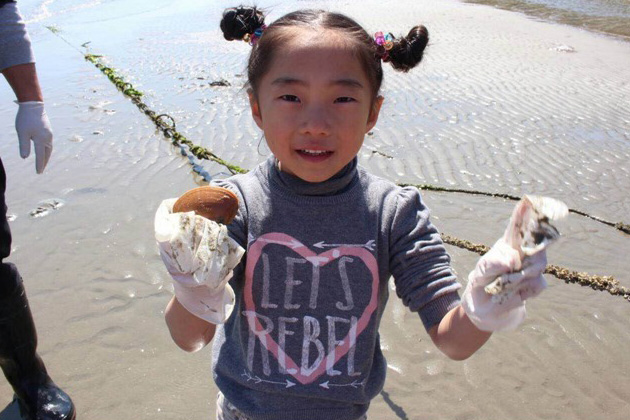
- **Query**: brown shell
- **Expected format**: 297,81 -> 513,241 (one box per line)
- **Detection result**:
172,186 -> 239,225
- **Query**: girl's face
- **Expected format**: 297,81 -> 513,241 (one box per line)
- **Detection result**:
249,29 -> 383,183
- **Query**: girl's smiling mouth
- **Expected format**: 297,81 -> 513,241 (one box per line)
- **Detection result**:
297,149 -> 334,159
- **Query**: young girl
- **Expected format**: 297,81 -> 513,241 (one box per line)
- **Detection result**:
156,6 -> 548,420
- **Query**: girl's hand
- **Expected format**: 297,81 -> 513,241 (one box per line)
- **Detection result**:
154,198 -> 245,324
461,195 -> 566,332
461,239 -> 547,332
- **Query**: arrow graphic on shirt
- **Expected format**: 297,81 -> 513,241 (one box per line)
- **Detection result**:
313,240 -> 376,251
241,370 -> 296,388
319,379 -> 367,390
258,237 -> 303,249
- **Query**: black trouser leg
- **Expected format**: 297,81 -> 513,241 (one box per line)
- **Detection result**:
0,272 -> 76,420
0,158 -> 76,420
0,155 -> 13,271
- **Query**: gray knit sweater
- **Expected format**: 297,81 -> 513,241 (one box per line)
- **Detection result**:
211,157 -> 461,420
0,2 -> 35,72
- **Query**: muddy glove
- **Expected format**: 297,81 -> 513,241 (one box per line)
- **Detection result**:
15,101 -> 53,174
155,198 -> 245,324
462,240 -> 548,332
461,195 -> 567,332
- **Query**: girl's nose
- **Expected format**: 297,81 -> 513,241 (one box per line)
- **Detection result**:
299,104 -> 331,136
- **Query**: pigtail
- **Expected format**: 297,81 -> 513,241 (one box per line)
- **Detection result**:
386,25 -> 429,72
220,6 -> 266,41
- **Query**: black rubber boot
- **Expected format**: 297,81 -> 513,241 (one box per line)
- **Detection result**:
0,278 -> 76,420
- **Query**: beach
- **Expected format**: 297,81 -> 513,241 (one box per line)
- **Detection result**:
1,0 -> 629,419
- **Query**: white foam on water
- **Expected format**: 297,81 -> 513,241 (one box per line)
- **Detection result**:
24,0 -> 104,24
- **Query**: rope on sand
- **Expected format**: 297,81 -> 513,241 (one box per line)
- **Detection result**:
84,54 -> 248,175
80,51 -> 629,303
441,235 -> 630,302
399,183 -> 630,235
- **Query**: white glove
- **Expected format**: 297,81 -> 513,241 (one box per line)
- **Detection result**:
461,195 -> 567,332
155,198 -> 245,324
462,239 -> 547,332
15,101 -> 53,174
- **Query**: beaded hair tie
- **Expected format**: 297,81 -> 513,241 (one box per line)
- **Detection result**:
242,24 -> 267,45
374,31 -> 394,62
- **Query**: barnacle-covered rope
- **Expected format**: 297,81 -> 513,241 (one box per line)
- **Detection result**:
441,235 -> 630,302
400,184 -> 630,235
84,54 -> 248,175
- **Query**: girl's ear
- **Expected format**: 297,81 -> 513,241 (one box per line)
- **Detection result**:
248,89 -> 264,129
366,95 -> 384,133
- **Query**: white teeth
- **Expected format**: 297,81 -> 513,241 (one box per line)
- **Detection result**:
301,149 -> 329,155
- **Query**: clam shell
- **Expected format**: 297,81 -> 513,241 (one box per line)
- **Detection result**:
173,186 -> 238,225
484,195 -> 568,300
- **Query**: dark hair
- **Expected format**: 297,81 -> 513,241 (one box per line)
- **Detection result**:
220,6 -> 266,41
220,7 -> 429,100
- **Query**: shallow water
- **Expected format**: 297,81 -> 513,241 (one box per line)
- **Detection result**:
462,0 -> 630,39
1,0 -> 629,419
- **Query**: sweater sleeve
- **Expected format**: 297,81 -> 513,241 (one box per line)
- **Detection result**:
388,186 -> 461,330
0,3 -> 35,71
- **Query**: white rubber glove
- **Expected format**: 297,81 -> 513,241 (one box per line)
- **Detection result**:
15,101 -> 53,174
461,195 -> 566,332
155,198 -> 245,324
461,240 -> 547,332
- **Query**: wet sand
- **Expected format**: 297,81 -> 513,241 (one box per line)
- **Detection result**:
1,0 -> 629,419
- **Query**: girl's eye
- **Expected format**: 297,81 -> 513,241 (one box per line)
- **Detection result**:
335,97 -> 356,103
280,95 -> 300,103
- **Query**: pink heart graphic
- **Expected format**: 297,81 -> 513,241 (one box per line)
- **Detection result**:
244,232 -> 379,385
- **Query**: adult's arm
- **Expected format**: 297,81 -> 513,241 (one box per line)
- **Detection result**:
1,2 -> 42,101
2,62 -> 44,101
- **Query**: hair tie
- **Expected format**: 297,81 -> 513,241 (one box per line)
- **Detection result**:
374,31 -> 394,62
243,24 -> 267,46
